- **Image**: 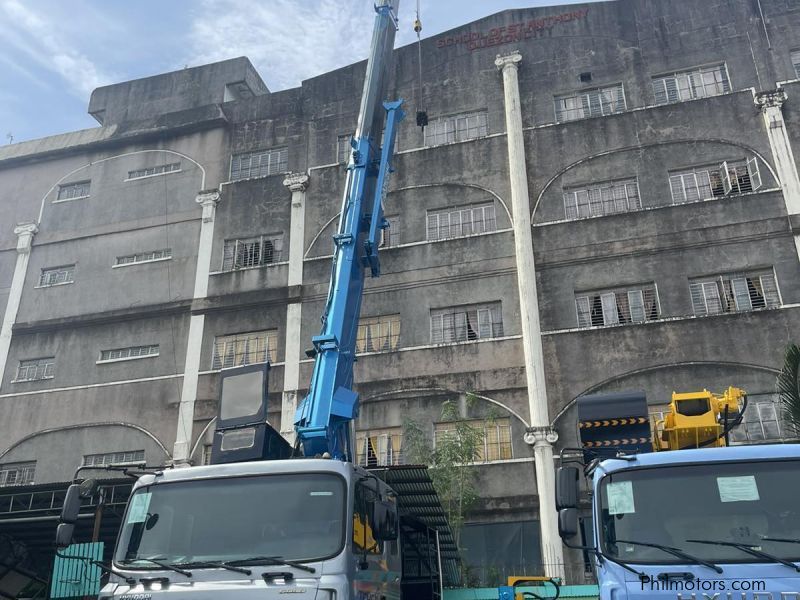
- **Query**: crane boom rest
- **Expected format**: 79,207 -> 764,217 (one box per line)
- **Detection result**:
294,0 -> 405,460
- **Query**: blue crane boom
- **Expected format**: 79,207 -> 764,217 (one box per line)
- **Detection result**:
294,0 -> 405,460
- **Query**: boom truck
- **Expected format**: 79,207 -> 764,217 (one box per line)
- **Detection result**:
556,389 -> 800,599
54,2 -> 454,598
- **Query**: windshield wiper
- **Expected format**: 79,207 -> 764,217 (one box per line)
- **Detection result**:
687,539 -> 800,573
762,537 -> 800,545
226,556 -> 316,573
616,539 -> 723,574
176,561 -> 252,575
120,557 -> 192,577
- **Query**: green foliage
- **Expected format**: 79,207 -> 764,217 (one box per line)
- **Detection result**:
777,344 -> 800,437
403,398 -> 484,548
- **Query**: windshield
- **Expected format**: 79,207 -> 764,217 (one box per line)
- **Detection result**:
114,473 -> 346,566
599,459 -> 800,564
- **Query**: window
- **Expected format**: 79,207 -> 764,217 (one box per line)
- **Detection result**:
424,111 -> 488,146
115,248 -> 172,267
669,158 -> 762,204
381,215 -> 401,247
356,427 -> 403,466
689,269 -> 780,316
793,50 -> 800,78
563,178 -> 641,220
127,162 -> 181,180
337,134 -> 353,164
83,450 -> 145,467
356,315 -> 400,354
554,83 -> 626,123
56,180 -> 90,201
426,203 -> 496,241
222,235 -> 284,270
434,418 -> 512,462
731,395 -> 795,444
230,147 -> 288,180
15,357 -> 55,382
38,265 -> 75,287
575,284 -> 659,328
212,329 -> 278,369
201,444 -> 213,465
0,462 -> 36,487
98,345 -> 159,363
653,64 -> 730,104
430,302 -> 503,344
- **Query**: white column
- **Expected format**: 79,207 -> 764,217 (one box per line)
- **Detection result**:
173,190 -> 220,465
755,90 -> 800,259
495,51 -> 565,581
0,223 -> 38,387
281,173 -> 309,443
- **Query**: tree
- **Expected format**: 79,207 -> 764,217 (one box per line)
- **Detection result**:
777,343 -> 800,437
403,398 -> 485,547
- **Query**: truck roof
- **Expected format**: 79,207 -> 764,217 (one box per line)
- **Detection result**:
133,458 -> 353,489
599,443 -> 800,475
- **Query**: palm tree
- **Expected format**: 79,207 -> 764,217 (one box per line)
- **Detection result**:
777,344 -> 800,438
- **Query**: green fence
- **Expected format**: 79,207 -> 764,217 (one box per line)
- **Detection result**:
444,585 -> 599,600
50,542 -> 104,599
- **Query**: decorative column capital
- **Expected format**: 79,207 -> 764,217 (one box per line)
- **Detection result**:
195,189 -> 220,223
755,89 -> 787,111
523,425 -> 559,447
13,222 -> 38,254
495,51 -> 522,72
283,172 -> 309,194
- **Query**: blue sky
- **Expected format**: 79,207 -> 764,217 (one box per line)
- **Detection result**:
0,0 -> 597,143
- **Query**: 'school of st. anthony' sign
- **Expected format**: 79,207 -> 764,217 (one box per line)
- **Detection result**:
436,8 -> 590,52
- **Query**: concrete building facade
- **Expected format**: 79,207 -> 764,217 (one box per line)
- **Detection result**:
1,0 -> 800,589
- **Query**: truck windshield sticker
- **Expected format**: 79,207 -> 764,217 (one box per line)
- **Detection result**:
717,475 -> 760,503
127,492 -> 152,523
607,481 -> 635,515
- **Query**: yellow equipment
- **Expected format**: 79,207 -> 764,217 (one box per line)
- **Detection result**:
653,386 -> 746,451
500,576 -> 561,600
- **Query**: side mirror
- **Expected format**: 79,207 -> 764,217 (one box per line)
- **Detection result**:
60,484 -> 82,525
558,507 -> 579,539
55,523 -> 75,549
370,500 -> 398,541
556,465 -> 579,510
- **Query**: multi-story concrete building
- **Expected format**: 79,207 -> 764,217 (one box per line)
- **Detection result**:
2,0 -> 800,592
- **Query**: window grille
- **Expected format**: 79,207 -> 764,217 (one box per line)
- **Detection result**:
0,462 -> 36,487
424,111 -> 488,146
689,270 -> 780,316
653,64 -> 730,104
669,158 -> 761,203
230,148 -> 288,180
15,358 -> 55,382
115,249 -> 172,266
356,315 -> 400,354
83,450 -> 145,467
99,345 -> 159,362
430,303 -> 503,344
563,179 -> 641,220
356,428 -> 404,466
127,163 -> 181,179
212,330 -> 278,369
434,418 -> 512,462
575,285 -> 659,328
57,181 -> 90,201
427,203 -> 496,241
39,265 -> 75,287
554,83 -> 626,122
222,235 -> 284,270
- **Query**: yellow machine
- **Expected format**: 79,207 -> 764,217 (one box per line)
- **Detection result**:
500,576 -> 561,600
653,386 -> 746,451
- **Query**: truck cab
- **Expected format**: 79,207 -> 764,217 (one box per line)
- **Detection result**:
558,444 -> 800,599
92,459 -> 410,600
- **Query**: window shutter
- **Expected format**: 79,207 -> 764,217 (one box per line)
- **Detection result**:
731,277 -> 752,311
690,282 -> 709,315
575,297 -> 591,327
628,290 -> 646,323
653,79 -> 668,104
665,77 -> 680,103
720,162 -> 732,195
669,175 -> 685,203
600,293 -> 619,325
477,309 -> 492,338
426,214 -> 439,240
746,157 -> 762,191
760,274 -> 780,307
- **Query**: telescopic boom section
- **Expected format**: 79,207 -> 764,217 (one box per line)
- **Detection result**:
294,0 -> 405,460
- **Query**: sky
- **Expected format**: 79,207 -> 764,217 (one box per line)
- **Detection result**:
0,0 -> 598,144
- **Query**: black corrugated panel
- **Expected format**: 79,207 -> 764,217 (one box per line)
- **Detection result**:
369,464 -> 461,587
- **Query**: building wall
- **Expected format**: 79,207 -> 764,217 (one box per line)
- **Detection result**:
1,0 -> 800,585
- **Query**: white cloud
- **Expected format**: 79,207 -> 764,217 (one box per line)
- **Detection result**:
186,0 -> 382,90
0,0 -> 113,98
